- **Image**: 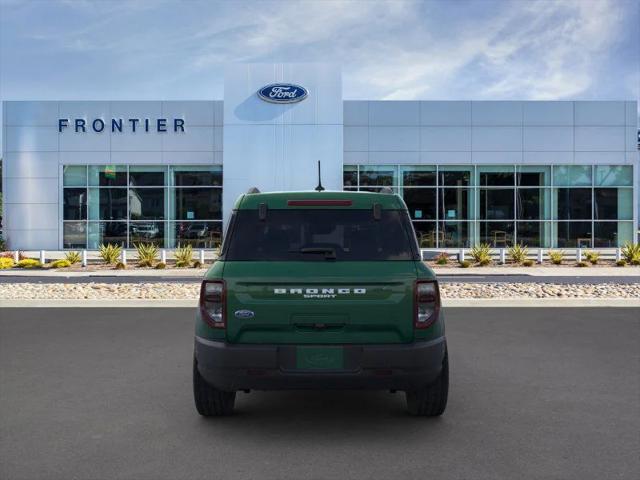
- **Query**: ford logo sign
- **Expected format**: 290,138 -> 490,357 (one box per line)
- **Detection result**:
234,310 -> 255,319
257,83 -> 308,104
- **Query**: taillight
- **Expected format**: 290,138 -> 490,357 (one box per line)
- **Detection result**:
200,280 -> 225,329
414,280 -> 440,329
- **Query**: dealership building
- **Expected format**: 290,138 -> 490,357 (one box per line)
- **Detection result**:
1,63 -> 638,250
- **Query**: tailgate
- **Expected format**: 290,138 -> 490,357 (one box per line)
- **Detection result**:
223,261 -> 418,344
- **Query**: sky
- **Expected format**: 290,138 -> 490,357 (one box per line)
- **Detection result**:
0,0 -> 638,150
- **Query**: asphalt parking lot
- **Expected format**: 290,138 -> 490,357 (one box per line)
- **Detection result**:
1,307 -> 638,480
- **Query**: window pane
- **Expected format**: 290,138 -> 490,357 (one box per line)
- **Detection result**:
359,165 -> 396,187
556,221 -> 592,248
403,188 -> 436,220
129,165 -> 165,186
517,188 -> 550,220
413,222 -> 439,248
477,166 -> 514,186
479,222 -> 514,247
88,222 -> 127,248
63,222 -> 86,248
517,166 -> 550,186
130,222 -> 165,247
439,188 -> 471,220
479,188 -> 514,220
171,188 -> 222,220
171,166 -> 222,186
88,188 -> 128,221
553,165 -> 591,186
63,166 -> 86,186
401,166 -> 436,187
171,221 -> 222,248
63,188 -> 87,220
438,166 -> 471,186
517,222 -> 549,248
129,188 -> 165,220
555,188 -> 591,220
440,221 -> 471,248
594,188 -> 633,220
343,165 -> 358,188
89,165 -> 127,186
595,165 -> 632,186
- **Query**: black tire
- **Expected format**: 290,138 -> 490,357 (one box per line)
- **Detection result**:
405,349 -> 449,416
193,356 -> 236,416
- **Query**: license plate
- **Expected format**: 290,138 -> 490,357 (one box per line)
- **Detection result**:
296,346 -> 344,370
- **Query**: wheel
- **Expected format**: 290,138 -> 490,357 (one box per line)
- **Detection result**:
193,356 -> 236,416
405,349 -> 449,416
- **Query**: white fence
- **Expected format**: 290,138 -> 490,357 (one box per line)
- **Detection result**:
5,249 -> 219,266
420,248 -> 624,263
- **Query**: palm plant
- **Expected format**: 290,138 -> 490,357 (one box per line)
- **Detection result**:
99,243 -> 122,265
174,244 -> 193,268
470,243 -> 492,266
135,243 -> 159,267
621,242 -> 640,265
508,244 -> 528,264
548,250 -> 564,265
65,251 -> 81,264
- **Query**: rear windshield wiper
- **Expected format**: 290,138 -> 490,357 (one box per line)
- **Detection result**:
295,247 -> 337,260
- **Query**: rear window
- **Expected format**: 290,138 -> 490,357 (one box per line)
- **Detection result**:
223,209 -> 417,261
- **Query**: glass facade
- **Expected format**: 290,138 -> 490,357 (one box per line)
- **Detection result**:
62,165 -> 222,248
343,164 -> 634,248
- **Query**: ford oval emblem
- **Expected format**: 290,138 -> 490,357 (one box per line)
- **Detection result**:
234,310 -> 255,319
257,83 -> 308,104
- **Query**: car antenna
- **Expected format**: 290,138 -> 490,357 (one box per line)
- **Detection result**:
315,160 -> 325,192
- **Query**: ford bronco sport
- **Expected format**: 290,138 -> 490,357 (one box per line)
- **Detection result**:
193,190 -> 448,416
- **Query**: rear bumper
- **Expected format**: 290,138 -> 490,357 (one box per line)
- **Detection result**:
194,336 -> 446,391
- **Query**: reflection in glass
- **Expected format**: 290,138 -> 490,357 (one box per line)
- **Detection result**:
63,222 -> 87,248
171,188 -> 222,220
595,165 -> 632,187
517,166 -> 550,186
516,222 -> 547,247
63,188 -> 87,220
88,222 -> 127,248
555,188 -> 591,220
359,165 -> 396,186
517,188 -> 549,220
595,188 -> 633,220
439,188 -> 470,220
556,221 -> 592,248
440,221 -> 470,247
401,166 -> 436,186
88,188 -> 128,220
403,188 -> 436,220
129,188 -> 165,220
171,166 -> 222,186
438,166 -> 471,186
553,165 -> 591,186
171,222 -> 222,248
89,165 -> 127,186
480,189 -> 514,220
130,222 -> 165,247
343,165 -> 358,188
412,222 -> 438,248
129,166 -> 165,186
63,166 -> 87,186
478,166 -> 514,186
480,222 -> 514,247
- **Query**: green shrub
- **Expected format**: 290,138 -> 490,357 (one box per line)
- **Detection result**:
615,259 -> 627,267
548,250 -> 564,265
459,260 -> 471,268
522,259 -> 534,267
0,257 -> 15,269
470,243 -> 492,265
174,244 -> 193,268
99,243 -> 122,265
621,242 -> 640,264
584,251 -> 600,265
576,260 -> 589,268
434,252 -> 449,265
50,259 -> 71,269
65,251 -> 81,264
135,243 -> 159,267
17,258 -> 43,269
508,244 -> 528,264
155,262 -> 166,269
114,261 -> 126,270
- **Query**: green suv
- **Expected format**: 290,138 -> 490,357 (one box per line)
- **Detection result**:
193,190 -> 448,416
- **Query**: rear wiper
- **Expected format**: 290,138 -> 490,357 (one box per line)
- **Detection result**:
296,247 -> 337,260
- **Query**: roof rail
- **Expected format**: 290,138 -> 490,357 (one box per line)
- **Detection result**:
247,187 -> 261,194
